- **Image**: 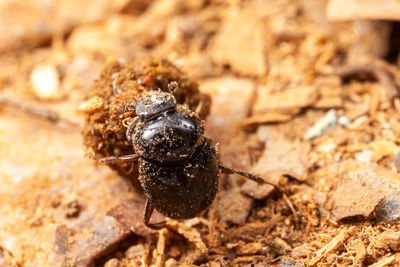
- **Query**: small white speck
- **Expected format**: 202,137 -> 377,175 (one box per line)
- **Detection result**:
30,64 -> 62,100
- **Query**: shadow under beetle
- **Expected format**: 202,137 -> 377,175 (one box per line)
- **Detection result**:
99,82 -> 281,229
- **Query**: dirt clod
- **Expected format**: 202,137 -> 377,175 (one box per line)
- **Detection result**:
65,200 -> 82,218
82,58 -> 211,184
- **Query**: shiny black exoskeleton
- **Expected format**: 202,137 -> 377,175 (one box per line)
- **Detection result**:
131,90 -> 219,220
99,82 -> 280,229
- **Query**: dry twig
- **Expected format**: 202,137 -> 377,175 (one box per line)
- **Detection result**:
167,221 -> 208,254
369,255 -> 396,267
308,226 -> 357,266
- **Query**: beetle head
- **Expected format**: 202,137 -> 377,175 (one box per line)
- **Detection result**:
135,91 -> 176,122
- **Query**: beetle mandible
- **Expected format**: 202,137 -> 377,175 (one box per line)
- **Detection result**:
99,82 -> 281,229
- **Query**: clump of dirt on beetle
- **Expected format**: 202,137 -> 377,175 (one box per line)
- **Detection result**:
81,58 -> 211,183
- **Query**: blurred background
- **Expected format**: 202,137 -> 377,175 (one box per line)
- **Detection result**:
2,0 -> 400,266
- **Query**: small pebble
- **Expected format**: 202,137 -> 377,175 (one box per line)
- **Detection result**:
273,237 -> 292,253
219,189 -> 253,224
304,109 -> 337,139
236,242 -> 262,255
65,200 -> 81,218
355,150 -> 372,163
125,243 -> 144,259
165,258 -> 177,267
30,64 -> 62,100
209,261 -> 222,267
104,258 -> 122,267
379,231 -> 400,251
338,116 -> 351,127
394,152 -> 400,172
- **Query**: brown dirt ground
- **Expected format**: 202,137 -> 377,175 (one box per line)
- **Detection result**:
2,0 -> 400,266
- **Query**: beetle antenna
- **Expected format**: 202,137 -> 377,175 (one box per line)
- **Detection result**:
168,81 -> 179,94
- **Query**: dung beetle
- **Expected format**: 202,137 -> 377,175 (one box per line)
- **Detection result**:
99,82 -> 281,229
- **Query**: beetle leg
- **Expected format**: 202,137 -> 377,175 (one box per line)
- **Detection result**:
143,199 -> 166,230
218,164 -> 282,192
98,154 -> 139,163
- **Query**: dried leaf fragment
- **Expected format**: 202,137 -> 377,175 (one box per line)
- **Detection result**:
331,180 -> 384,221
327,0 -> 400,21
254,127 -> 309,181
218,188 -> 253,224
78,96 -> 104,113
209,8 -> 266,76
253,85 -> 317,115
369,140 -> 399,162
241,172 -> 280,200
106,198 -> 156,236
236,242 -> 262,255
242,113 -> 293,128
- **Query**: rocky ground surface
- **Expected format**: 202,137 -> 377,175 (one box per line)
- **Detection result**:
1,0 -> 400,266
